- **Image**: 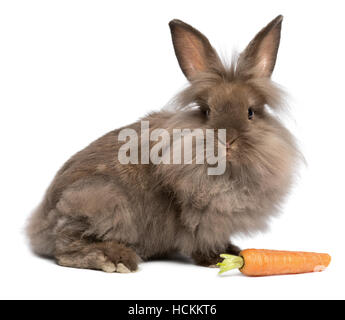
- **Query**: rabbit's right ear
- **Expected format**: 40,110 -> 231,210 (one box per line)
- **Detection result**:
237,15 -> 283,79
169,19 -> 221,81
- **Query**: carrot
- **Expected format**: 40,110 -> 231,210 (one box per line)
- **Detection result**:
217,249 -> 331,276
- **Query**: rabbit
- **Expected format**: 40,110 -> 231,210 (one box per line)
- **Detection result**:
26,15 -> 301,273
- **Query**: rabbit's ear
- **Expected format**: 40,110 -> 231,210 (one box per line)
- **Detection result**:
169,19 -> 221,80
238,15 -> 283,79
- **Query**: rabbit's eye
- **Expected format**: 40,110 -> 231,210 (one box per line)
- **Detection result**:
201,107 -> 210,118
248,108 -> 254,120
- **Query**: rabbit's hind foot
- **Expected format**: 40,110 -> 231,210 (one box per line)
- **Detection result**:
56,241 -> 140,273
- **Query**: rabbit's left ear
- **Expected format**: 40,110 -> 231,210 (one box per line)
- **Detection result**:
169,19 -> 222,81
238,15 -> 283,79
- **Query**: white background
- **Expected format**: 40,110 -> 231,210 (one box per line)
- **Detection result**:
1,0 -> 344,300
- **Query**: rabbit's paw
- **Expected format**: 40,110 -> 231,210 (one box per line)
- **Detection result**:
102,242 -> 139,273
56,241 -> 140,273
192,243 -> 241,268
101,262 -> 131,273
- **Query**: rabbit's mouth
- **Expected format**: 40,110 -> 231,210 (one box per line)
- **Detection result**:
226,136 -> 240,149
218,136 -> 241,161
218,135 -> 240,148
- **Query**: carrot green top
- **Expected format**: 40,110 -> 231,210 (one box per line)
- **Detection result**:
217,254 -> 244,275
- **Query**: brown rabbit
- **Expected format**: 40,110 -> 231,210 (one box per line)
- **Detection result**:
26,15 -> 301,273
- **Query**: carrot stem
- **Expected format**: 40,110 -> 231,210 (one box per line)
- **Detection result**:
217,254 -> 244,275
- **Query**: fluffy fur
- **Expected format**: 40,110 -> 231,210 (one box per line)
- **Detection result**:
27,16 -> 301,272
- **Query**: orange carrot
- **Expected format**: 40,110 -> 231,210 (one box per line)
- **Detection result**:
217,249 -> 331,276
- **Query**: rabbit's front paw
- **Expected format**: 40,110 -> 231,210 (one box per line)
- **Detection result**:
192,243 -> 241,268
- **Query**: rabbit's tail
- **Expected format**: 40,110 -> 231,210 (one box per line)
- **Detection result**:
26,201 -> 57,257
